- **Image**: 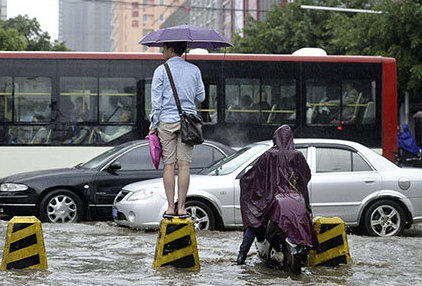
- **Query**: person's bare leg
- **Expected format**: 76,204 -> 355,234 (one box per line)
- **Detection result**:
177,160 -> 190,215
163,163 -> 176,215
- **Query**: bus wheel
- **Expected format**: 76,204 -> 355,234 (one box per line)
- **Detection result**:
363,200 -> 405,237
39,189 -> 83,223
185,200 -> 215,231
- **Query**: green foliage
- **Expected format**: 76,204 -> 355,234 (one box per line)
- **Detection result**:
0,28 -> 27,51
0,15 -> 70,51
232,1 -> 323,54
327,0 -> 422,97
231,0 -> 422,97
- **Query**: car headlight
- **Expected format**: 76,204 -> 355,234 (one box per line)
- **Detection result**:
126,187 -> 161,201
0,183 -> 29,192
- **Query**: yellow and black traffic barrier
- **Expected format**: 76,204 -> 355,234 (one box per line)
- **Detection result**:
153,217 -> 200,271
307,217 -> 350,267
1,216 -> 48,270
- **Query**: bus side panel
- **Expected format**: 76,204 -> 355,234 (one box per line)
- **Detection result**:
382,58 -> 397,162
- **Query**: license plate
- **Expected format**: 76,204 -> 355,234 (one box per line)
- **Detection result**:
112,207 -> 117,219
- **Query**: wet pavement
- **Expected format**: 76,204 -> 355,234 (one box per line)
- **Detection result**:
0,219 -> 421,286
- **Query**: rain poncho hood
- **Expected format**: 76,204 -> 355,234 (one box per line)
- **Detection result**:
240,125 -> 317,247
398,124 -> 421,155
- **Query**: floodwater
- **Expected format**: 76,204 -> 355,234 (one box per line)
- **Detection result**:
0,219 -> 422,286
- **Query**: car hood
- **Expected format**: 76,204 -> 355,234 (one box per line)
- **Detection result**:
122,174 -> 225,193
1,167 -> 94,184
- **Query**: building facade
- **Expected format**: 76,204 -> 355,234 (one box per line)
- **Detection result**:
190,0 -> 285,41
0,0 -> 6,21
111,0 -> 181,52
59,0 -> 112,52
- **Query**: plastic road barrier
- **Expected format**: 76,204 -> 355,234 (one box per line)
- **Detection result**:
1,216 -> 48,270
153,217 -> 200,270
307,216 -> 351,267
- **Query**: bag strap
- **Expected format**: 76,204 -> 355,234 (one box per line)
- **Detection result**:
164,62 -> 183,116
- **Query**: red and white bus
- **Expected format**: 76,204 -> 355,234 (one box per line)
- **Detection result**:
0,52 -> 397,177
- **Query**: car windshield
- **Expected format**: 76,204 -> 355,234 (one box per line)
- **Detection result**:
78,146 -> 122,169
200,143 -> 269,176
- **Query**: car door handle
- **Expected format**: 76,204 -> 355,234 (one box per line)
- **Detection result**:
363,178 -> 376,183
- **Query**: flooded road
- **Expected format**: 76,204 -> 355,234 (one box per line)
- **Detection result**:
0,219 -> 422,286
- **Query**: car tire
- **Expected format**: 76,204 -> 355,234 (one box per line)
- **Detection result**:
185,200 -> 215,231
363,200 -> 405,237
39,189 -> 84,223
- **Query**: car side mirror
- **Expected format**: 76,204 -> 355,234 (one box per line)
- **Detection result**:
108,161 -> 121,171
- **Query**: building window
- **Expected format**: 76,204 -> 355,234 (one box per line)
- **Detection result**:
143,14 -> 149,23
132,1 -> 139,9
132,20 -> 139,27
132,11 -> 139,17
159,0 -> 164,6
159,14 -> 164,22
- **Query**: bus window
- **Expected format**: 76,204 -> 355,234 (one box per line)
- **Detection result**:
200,83 -> 217,124
99,78 -> 137,124
0,77 -> 12,145
0,77 -> 12,122
225,78 -> 259,123
360,80 -> 377,125
306,79 -> 376,125
306,80 -> 340,125
59,77 -> 97,123
144,79 -> 152,121
262,79 -> 296,124
14,77 -> 51,123
95,109 -> 134,144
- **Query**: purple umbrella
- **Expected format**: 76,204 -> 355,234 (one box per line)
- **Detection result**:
139,24 -> 233,49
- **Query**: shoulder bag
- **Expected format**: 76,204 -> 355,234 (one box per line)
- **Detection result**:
164,62 -> 204,145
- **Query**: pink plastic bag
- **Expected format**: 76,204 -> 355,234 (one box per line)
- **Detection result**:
146,134 -> 162,170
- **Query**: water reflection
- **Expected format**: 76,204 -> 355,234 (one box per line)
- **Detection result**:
0,220 -> 421,285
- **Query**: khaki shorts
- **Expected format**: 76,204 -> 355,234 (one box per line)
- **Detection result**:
157,121 -> 193,164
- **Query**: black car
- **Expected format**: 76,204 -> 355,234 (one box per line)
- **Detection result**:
0,140 -> 234,223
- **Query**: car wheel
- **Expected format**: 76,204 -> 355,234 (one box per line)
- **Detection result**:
185,200 -> 215,231
363,200 -> 405,237
39,189 -> 84,223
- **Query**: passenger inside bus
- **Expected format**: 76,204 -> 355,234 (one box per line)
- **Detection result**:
252,90 -> 271,110
30,114 -> 49,144
95,110 -> 132,143
226,95 -> 252,122
325,81 -> 360,122
310,82 -> 362,124
65,109 -> 92,145
251,90 -> 271,122
103,96 -> 124,136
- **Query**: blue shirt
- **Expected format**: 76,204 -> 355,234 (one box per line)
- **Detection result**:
149,56 -> 205,130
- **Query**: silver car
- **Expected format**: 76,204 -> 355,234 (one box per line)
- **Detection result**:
113,139 -> 422,237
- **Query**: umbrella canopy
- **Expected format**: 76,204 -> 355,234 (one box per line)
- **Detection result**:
139,24 -> 233,49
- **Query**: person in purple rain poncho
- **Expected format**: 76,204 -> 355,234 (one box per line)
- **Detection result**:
236,124 -> 318,265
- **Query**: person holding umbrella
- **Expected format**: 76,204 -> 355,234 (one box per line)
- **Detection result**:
141,25 -> 233,217
148,41 -> 205,217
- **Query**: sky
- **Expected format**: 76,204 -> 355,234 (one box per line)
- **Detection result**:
7,0 -> 59,41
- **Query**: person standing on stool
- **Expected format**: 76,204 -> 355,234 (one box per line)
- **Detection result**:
148,41 -> 205,217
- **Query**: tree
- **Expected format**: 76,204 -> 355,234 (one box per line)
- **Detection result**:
0,28 -> 27,51
0,15 -> 70,51
326,0 -> 422,98
232,1 -> 325,54
232,0 -> 422,100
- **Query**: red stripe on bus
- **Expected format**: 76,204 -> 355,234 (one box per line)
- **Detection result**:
0,52 -> 389,63
382,58 -> 398,161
